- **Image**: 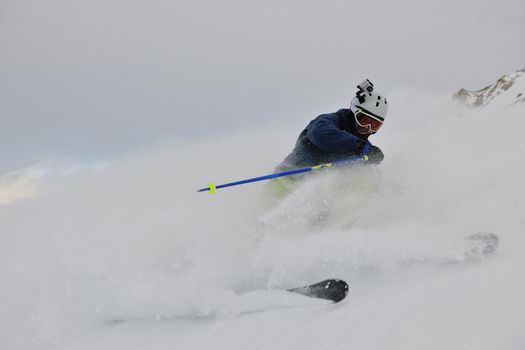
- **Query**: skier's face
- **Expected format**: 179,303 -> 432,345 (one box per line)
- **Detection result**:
355,121 -> 372,135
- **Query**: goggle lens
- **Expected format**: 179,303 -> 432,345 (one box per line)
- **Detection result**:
354,110 -> 383,133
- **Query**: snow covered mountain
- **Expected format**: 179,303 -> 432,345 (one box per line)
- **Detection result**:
453,66 -> 525,108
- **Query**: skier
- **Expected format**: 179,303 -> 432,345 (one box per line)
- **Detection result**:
276,78 -> 388,172
259,79 -> 388,203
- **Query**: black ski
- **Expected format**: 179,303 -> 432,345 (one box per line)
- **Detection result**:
287,279 -> 349,303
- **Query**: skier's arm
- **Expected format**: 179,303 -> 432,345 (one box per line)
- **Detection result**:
307,114 -> 366,153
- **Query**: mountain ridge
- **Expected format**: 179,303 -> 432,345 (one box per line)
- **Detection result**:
453,66 -> 525,108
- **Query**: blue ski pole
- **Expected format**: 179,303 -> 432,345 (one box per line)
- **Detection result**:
197,146 -> 370,194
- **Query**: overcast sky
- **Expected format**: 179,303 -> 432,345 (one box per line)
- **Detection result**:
1,0 -> 524,171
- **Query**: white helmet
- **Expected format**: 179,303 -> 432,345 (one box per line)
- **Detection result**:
350,79 -> 388,122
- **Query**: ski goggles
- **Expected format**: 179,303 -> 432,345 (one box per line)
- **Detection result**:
354,109 -> 384,133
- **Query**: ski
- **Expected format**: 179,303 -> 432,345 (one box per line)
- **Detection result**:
463,232 -> 499,260
287,279 -> 349,303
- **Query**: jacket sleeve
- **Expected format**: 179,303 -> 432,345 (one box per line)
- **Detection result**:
306,114 -> 367,153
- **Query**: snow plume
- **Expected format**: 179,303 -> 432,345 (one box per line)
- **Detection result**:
2,87 -> 525,350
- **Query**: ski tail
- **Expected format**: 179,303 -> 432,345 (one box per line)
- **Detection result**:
287,279 -> 349,303
464,232 -> 499,260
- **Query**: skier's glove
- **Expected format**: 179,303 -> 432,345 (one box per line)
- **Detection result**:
366,145 -> 384,165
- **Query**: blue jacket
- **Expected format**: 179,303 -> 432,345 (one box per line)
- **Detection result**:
276,109 -> 371,171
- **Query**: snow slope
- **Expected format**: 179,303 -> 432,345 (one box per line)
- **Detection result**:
2,68 -> 525,350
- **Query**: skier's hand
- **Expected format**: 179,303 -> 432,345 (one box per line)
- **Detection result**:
366,145 -> 384,164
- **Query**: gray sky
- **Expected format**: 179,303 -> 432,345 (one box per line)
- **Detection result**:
1,0 -> 524,171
